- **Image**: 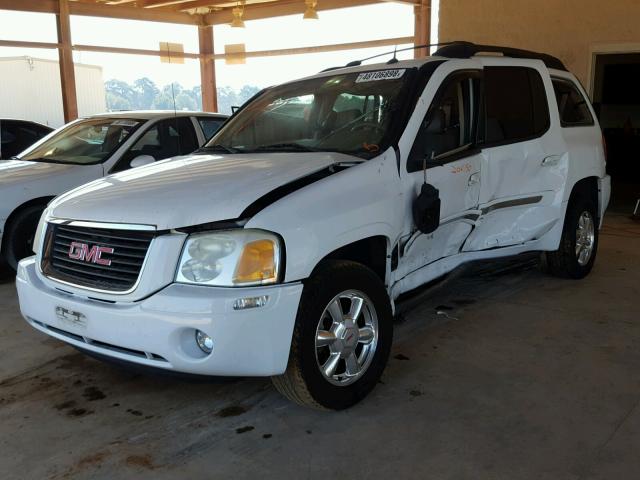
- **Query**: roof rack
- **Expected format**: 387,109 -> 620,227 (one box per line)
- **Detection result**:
433,41 -> 567,71
318,42 -> 454,73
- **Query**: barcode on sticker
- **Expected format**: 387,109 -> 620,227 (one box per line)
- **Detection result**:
355,69 -> 406,83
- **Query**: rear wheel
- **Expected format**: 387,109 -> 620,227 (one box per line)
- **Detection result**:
3,205 -> 44,271
543,194 -> 598,279
271,260 -> 393,410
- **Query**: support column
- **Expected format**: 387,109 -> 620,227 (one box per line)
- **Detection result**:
413,0 -> 431,59
198,24 -> 218,112
57,0 -> 78,122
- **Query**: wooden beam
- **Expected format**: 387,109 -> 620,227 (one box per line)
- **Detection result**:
216,35 -> 415,60
139,0 -> 191,7
72,35 -> 413,61
413,0 -> 430,58
205,0 -> 389,24
377,0 -> 420,4
198,25 -> 218,112
0,0 -> 408,24
0,40 -> 60,50
73,44 -> 200,58
0,0 -> 199,24
0,0 -> 57,14
57,0 -> 78,123
170,0 -> 237,11
70,1 -> 199,23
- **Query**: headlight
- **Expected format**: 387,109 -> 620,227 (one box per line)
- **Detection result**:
175,229 -> 282,287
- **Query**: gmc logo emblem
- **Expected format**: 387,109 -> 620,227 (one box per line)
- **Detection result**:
68,242 -> 114,266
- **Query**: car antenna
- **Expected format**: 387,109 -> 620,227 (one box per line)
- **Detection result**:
387,45 -> 399,65
167,46 -> 182,156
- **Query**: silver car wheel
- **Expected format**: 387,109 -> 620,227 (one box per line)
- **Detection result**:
314,290 -> 379,386
575,210 -> 595,266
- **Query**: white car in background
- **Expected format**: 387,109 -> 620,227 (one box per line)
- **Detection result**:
16,43 -> 610,410
0,111 -> 227,269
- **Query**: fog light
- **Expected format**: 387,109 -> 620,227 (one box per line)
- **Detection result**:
233,295 -> 269,310
195,330 -> 213,354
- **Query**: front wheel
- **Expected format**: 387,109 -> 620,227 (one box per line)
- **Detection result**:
543,194 -> 599,279
3,205 -> 44,271
272,260 -> 393,410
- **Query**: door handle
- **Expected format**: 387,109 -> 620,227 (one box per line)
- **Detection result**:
542,155 -> 561,166
468,172 -> 480,186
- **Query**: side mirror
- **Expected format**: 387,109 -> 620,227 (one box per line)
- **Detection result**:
130,154 -> 155,168
413,183 -> 441,234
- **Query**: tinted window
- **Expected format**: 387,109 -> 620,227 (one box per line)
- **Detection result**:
198,117 -> 225,141
0,121 -> 51,159
113,117 -> 198,173
409,72 -> 481,171
552,79 -> 594,126
484,67 -> 550,144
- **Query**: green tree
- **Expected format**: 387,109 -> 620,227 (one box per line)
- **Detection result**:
105,91 -> 131,111
175,92 -> 197,111
105,79 -> 135,101
104,78 -> 259,114
133,77 -> 159,110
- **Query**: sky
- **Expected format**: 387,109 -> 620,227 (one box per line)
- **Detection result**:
0,2 -> 439,90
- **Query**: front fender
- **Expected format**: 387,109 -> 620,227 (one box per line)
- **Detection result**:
246,151 -> 403,282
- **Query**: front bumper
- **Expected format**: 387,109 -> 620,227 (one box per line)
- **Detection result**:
16,257 -> 303,376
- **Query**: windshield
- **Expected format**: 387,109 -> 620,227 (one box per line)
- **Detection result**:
20,118 -> 142,165
208,68 -> 415,159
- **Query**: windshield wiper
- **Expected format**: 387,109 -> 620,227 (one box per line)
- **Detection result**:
249,143 -> 318,153
197,144 -> 240,154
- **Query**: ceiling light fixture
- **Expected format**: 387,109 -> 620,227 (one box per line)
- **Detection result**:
303,0 -> 319,20
187,6 -> 211,15
230,1 -> 246,28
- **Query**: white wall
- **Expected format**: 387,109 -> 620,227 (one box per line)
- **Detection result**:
0,56 -> 106,127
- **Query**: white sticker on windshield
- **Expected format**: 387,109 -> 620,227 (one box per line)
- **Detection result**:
113,120 -> 139,127
355,69 -> 406,83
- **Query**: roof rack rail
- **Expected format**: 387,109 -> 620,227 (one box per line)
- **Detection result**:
433,41 -> 567,71
318,42 -> 454,73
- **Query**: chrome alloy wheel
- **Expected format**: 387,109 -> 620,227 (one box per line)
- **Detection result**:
314,290 -> 379,386
575,210 -> 595,266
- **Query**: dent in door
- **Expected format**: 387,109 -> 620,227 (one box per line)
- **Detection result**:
462,194 -> 558,251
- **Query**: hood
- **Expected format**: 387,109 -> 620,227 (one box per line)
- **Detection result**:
49,152 -> 353,230
0,159 -> 78,186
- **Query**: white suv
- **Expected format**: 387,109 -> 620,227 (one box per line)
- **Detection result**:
16,43 -> 610,410
1,111 -> 227,270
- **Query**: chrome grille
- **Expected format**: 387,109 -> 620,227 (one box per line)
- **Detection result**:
41,223 -> 156,292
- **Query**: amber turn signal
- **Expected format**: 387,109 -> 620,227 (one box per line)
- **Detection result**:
233,239 -> 277,284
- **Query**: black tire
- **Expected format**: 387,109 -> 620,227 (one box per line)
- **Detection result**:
271,260 -> 393,410
543,193 -> 599,279
3,205 -> 44,271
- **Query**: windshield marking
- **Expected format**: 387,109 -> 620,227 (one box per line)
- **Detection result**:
355,69 -> 406,83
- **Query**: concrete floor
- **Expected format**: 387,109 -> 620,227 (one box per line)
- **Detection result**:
1,213 -> 639,480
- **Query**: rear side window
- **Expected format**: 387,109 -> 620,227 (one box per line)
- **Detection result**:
112,117 -> 198,173
552,79 -> 594,127
484,66 -> 550,145
0,121 -> 50,159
